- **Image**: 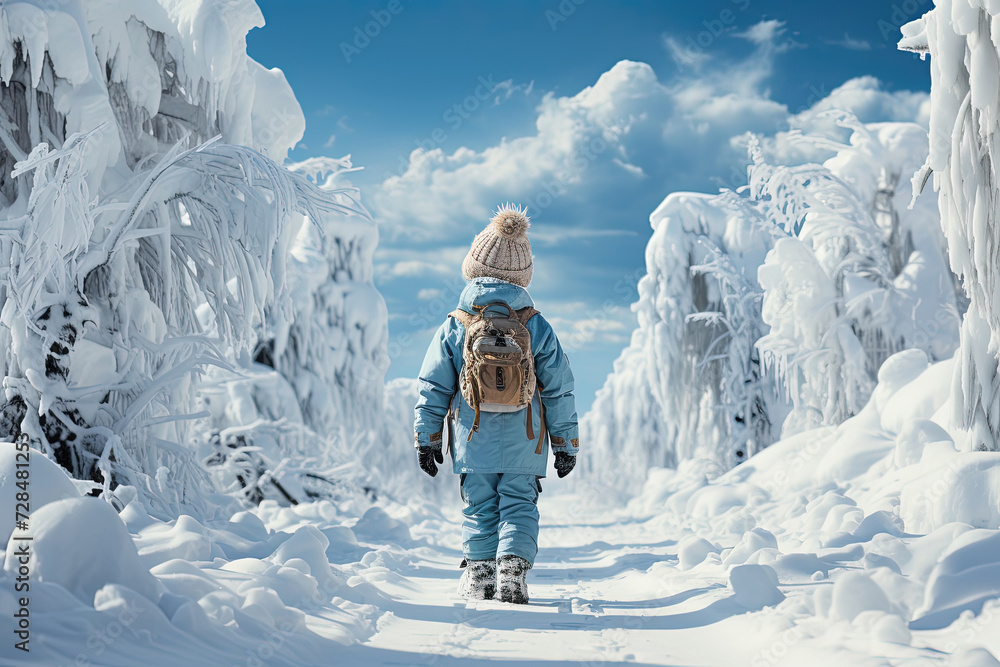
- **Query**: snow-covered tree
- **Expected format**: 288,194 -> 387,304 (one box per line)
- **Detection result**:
0,0 -> 387,517
582,114 -> 960,489
755,118 -> 959,435
900,3 -> 1000,451
581,190 -> 780,489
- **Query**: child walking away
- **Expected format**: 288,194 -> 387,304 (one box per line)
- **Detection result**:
413,204 -> 579,604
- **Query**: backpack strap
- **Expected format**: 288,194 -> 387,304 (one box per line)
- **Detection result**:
448,309 -> 476,328
449,309 -> 482,441
516,307 -> 540,325
516,308 -> 541,445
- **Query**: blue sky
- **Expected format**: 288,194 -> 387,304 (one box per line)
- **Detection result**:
247,0 -> 933,413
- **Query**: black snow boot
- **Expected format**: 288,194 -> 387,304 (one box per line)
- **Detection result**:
497,555 -> 530,604
458,559 -> 496,600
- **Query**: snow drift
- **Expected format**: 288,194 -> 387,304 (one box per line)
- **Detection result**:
621,345 -> 1000,661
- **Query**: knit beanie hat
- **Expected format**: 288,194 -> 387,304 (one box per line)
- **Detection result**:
461,204 -> 533,287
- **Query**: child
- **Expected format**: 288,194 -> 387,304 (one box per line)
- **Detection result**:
413,204 -> 579,604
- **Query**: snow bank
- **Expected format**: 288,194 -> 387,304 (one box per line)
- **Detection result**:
0,443 -> 80,544
0,450 -> 388,664
0,0 -> 397,660
3,496 -> 161,604
627,347 -> 1000,660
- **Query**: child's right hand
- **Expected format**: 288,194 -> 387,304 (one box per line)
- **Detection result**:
554,450 -> 576,478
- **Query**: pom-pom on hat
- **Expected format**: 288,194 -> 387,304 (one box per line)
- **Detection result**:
461,203 -> 533,287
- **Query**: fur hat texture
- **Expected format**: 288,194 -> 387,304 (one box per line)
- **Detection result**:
461,203 -> 533,287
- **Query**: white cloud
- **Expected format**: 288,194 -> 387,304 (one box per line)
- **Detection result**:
369,22 -> 797,245
663,34 -> 710,70
546,315 -> 631,350
792,76 -> 929,126
374,246 -> 469,282
417,288 -> 443,300
384,260 -> 453,278
323,134 -> 336,148
736,19 -> 792,51
529,227 -> 638,246
737,76 -> 929,175
827,33 -> 872,51
491,78 -> 535,104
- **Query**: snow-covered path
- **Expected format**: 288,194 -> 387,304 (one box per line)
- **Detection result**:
337,492 -> 767,667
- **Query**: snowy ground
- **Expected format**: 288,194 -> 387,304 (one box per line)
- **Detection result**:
5,350 -> 1000,666
342,490 -> 1000,667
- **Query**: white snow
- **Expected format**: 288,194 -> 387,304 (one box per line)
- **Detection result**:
0,444 -> 79,544
4,496 -> 161,604
2,0 -> 1000,665
3,353 -> 1000,664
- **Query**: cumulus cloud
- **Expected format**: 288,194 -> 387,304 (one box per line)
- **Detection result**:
374,245 -> 469,281
369,20 -> 797,246
792,76 -> 929,126
741,75 -> 930,169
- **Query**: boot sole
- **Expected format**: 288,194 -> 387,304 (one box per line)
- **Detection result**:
462,586 -> 496,601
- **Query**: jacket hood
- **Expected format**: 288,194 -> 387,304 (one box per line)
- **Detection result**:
458,277 -> 534,313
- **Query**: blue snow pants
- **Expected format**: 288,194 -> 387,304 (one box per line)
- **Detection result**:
460,472 -> 541,566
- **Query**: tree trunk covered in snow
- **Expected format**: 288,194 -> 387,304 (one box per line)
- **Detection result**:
902,2 -> 1000,451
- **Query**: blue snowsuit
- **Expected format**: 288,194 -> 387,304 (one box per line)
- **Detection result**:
414,278 -> 579,565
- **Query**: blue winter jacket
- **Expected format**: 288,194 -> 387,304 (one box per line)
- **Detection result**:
414,277 -> 579,476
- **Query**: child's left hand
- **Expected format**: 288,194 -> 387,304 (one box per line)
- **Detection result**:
418,446 -> 444,477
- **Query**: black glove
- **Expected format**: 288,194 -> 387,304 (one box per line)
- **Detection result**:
554,450 -> 576,478
418,446 -> 444,477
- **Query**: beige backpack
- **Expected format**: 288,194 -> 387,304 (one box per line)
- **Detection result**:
449,302 -> 546,451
